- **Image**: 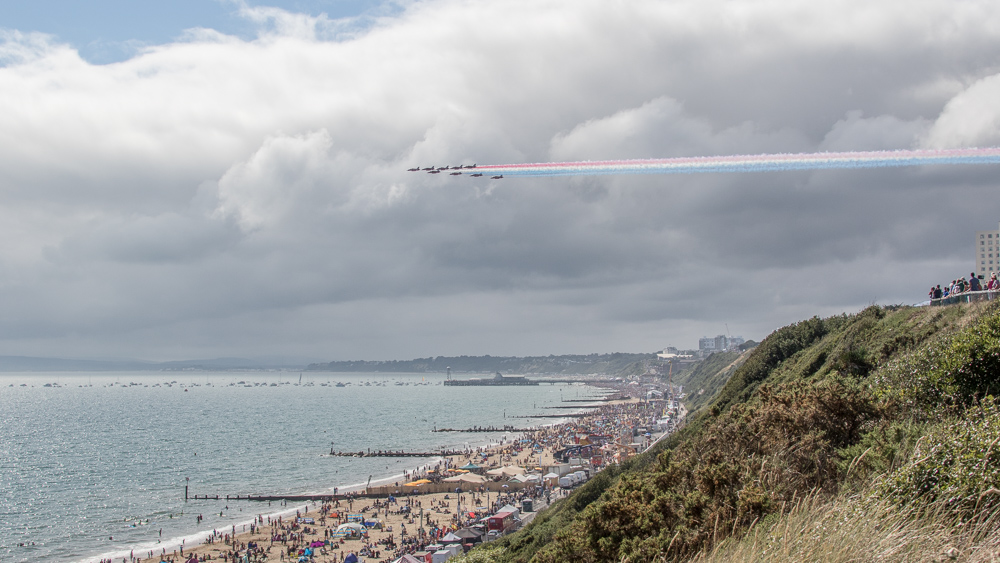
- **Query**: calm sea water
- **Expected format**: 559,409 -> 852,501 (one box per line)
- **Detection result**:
0,371 -> 600,563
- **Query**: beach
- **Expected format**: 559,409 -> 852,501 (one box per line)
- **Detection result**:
138,381 -> 677,563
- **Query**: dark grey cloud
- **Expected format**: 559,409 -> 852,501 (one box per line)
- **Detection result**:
0,0 -> 997,360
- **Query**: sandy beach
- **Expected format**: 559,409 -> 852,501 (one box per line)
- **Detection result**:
121,382 -> 675,563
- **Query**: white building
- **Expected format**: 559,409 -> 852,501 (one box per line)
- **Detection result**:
699,335 -> 745,353
976,222 -> 1000,278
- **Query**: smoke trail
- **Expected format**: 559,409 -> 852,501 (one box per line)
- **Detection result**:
460,147 -> 1000,177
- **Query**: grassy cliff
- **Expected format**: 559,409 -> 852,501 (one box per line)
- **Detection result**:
455,301 -> 1000,563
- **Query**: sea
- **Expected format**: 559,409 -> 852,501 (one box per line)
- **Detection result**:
0,371 -> 603,563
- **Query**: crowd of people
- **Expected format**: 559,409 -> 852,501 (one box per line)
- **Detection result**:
116,380 -> 678,563
929,271 -> 1000,300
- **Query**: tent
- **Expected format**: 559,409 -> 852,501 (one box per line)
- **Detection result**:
337,522 -> 365,537
486,465 -> 526,477
441,532 -> 463,543
454,528 -> 483,543
498,504 -> 520,519
444,473 -> 487,483
458,462 -> 481,471
344,554 -> 359,563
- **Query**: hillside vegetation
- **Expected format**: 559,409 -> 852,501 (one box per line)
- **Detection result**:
674,350 -> 744,413
455,301 -> 1000,562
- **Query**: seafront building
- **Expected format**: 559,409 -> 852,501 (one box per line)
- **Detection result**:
976,221 -> 1000,278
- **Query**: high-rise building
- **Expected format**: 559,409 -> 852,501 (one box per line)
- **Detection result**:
976,221 -> 1000,278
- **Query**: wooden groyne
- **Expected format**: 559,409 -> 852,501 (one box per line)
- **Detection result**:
328,450 -> 463,458
432,426 -> 535,433
191,481 -> 535,503
191,494 -> 337,502
510,413 -> 589,419
542,405 -> 602,409
562,397 -> 619,402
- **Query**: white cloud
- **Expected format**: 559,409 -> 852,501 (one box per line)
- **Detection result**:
0,0 -> 999,360
924,72 -> 1000,148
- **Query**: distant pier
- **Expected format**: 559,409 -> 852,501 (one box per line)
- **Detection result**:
443,372 -> 538,386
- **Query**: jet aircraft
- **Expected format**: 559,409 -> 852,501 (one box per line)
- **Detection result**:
407,167 -> 420,172
449,172 -> 462,176
469,173 -> 483,177
491,175 -> 503,179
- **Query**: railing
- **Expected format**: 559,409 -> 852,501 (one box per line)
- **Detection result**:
927,289 -> 999,306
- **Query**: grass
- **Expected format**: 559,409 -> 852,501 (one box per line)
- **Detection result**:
686,491 -> 1000,563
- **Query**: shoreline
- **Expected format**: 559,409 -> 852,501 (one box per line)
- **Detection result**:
80,380 -> 665,563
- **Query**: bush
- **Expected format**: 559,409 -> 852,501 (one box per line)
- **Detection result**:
870,397 -> 1000,513
533,379 -> 879,562
872,301 -> 1000,413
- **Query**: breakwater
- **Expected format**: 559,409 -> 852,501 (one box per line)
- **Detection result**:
328,449 -> 463,458
432,425 -> 535,433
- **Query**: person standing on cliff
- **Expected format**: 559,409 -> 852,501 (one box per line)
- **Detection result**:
970,272 -> 982,292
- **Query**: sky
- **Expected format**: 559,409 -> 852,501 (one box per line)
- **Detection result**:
1,0 -> 999,363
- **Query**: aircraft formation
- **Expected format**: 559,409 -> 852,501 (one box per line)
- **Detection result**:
406,164 -> 502,179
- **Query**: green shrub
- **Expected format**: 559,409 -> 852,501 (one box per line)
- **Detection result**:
871,397 -> 1000,512
533,379 -> 879,562
872,301 -> 1000,413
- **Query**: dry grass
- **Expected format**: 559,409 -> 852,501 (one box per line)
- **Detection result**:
682,492 -> 1000,563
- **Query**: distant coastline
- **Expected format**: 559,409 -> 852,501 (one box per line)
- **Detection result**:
307,352 -> 656,375
0,355 -> 310,372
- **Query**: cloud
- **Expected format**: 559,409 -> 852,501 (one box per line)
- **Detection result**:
0,0 -> 999,360
924,73 -> 1000,148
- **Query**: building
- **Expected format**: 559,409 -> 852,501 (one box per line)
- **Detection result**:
698,335 -> 745,353
976,221 -> 1000,278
